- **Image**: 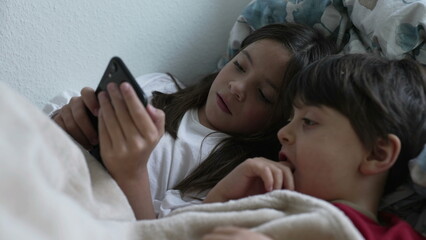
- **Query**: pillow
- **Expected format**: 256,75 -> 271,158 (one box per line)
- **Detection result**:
217,0 -> 346,68
380,146 -> 426,236
410,145 -> 426,192
343,0 -> 426,63
217,0 -> 426,69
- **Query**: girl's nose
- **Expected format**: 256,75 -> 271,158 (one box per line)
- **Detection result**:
228,80 -> 246,101
277,122 -> 294,146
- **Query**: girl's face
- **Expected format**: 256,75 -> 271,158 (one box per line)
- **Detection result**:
199,39 -> 291,134
277,104 -> 370,201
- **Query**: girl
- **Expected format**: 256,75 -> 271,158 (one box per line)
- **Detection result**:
47,23 -> 336,219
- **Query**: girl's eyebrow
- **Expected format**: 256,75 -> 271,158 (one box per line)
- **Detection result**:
241,50 -> 253,65
241,49 -> 278,90
268,80 -> 279,90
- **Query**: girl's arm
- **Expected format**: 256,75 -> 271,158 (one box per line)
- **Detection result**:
203,158 -> 294,203
98,82 -> 165,219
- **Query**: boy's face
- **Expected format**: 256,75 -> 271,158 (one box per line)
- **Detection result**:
200,39 -> 291,134
277,104 -> 370,201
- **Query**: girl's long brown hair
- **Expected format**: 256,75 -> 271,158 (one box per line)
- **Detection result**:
151,23 -> 336,196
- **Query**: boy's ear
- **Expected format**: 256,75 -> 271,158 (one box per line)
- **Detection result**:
360,134 -> 401,175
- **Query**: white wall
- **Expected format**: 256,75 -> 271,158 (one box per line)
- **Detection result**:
0,0 -> 251,108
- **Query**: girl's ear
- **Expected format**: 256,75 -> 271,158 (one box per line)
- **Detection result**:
359,134 -> 401,175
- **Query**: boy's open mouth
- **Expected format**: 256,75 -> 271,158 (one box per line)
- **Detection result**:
279,151 -> 296,173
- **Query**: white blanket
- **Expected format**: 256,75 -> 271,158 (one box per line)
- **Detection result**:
0,81 -> 363,240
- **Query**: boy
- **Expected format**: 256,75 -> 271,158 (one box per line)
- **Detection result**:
202,54 -> 426,240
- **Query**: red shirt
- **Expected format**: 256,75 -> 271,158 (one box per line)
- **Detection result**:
333,202 -> 425,240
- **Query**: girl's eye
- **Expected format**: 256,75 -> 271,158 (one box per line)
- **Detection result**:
302,118 -> 317,126
258,89 -> 273,104
233,61 -> 245,73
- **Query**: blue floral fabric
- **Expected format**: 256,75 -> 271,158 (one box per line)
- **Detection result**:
217,0 -> 426,69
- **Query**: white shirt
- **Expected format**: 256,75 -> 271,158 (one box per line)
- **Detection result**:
43,73 -> 228,217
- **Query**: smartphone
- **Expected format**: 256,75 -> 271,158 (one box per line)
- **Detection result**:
88,56 -> 148,165
96,57 -> 147,105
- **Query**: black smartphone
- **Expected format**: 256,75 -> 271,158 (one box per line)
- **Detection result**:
88,56 -> 148,165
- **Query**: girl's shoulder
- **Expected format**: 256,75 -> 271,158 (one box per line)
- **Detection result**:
135,72 -> 185,101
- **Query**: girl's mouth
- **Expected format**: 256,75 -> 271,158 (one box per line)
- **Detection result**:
216,93 -> 232,115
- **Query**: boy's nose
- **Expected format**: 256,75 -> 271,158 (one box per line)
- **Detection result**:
277,123 -> 294,145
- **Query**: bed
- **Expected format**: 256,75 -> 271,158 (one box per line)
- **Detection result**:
1,0 -> 425,239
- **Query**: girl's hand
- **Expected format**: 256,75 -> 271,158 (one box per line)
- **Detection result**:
98,82 -> 165,181
97,82 -> 164,220
53,87 -> 99,149
204,157 -> 294,203
202,226 -> 273,240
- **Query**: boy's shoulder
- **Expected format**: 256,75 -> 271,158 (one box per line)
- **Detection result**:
333,202 -> 425,240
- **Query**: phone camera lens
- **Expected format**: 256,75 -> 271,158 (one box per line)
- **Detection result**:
110,62 -> 118,73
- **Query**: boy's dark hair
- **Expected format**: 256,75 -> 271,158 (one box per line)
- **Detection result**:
152,23 -> 336,195
284,54 -> 426,194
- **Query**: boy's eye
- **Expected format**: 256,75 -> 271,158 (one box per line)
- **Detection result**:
302,118 -> 317,126
233,61 -> 245,73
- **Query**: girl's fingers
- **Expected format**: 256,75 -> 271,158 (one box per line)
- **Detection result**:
98,108 -> 112,151
98,91 -> 125,146
70,95 -> 98,145
61,101 -> 92,148
120,83 -> 160,142
81,87 -> 99,116
146,104 -> 165,135
106,83 -> 139,139
53,112 -> 66,130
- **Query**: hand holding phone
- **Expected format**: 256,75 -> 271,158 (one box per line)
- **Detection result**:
88,57 -> 148,128
89,57 -> 148,165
